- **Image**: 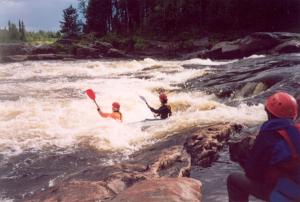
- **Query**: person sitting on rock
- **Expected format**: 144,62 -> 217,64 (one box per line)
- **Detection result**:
149,93 -> 172,119
98,102 -> 123,122
227,92 -> 300,202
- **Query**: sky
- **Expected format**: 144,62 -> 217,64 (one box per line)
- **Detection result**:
0,0 -> 79,31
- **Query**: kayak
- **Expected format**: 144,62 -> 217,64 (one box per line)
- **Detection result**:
127,118 -> 163,130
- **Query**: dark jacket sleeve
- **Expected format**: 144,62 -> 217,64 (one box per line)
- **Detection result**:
149,106 -> 162,114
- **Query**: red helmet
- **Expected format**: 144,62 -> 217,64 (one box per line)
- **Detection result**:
159,93 -> 168,102
265,92 -> 298,120
112,102 -> 120,110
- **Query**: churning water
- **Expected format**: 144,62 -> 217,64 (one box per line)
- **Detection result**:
0,58 -> 271,201
0,58 -> 267,160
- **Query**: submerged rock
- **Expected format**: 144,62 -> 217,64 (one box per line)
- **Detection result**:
111,178 -> 202,202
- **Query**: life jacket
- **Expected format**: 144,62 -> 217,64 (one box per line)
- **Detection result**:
100,111 -> 123,122
265,124 -> 300,201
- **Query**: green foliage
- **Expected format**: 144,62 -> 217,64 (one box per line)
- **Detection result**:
26,31 -> 60,45
86,0 -> 111,36
81,0 -> 300,40
0,20 -> 26,43
60,5 -> 81,38
133,36 -> 149,50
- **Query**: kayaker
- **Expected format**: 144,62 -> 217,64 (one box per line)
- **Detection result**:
97,102 -> 123,122
149,93 -> 172,119
227,92 -> 300,202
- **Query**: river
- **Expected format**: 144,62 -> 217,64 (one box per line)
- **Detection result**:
1,55 -> 298,201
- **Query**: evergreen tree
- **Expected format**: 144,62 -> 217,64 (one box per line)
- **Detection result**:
8,21 -> 20,40
20,21 -> 26,41
60,5 -> 81,38
86,0 -> 111,36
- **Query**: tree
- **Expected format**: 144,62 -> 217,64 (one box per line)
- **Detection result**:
19,20 -> 26,41
8,21 -> 20,40
60,5 -> 81,38
86,0 -> 112,36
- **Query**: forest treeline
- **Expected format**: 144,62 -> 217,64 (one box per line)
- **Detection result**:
0,21 -> 61,44
70,0 -> 300,39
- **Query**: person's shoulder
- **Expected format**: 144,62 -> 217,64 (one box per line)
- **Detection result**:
257,130 -> 282,146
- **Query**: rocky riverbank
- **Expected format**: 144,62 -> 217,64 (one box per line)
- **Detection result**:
1,32 -> 300,63
0,123 -> 240,201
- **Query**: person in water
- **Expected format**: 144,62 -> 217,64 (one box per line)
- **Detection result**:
97,102 -> 123,122
227,92 -> 300,202
149,93 -> 172,119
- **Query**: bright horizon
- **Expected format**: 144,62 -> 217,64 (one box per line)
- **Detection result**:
0,0 -> 79,31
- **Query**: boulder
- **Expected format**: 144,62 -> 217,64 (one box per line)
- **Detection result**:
111,178 -> 202,202
28,54 -> 74,61
9,123 -> 239,201
185,124 -> 241,167
203,32 -> 300,59
192,37 -> 210,49
73,45 -> 102,59
1,54 -> 74,63
93,41 -> 113,53
1,55 -> 29,63
106,48 -> 127,58
25,180 -> 114,202
0,43 -> 32,56
273,40 -> 300,54
31,45 -> 57,54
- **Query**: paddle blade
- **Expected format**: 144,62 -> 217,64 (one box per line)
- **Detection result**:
139,95 -> 147,103
86,89 -> 96,100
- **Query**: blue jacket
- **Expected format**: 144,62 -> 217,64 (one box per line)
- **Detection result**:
244,118 -> 300,200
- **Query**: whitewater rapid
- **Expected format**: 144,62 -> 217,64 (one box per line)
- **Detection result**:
0,58 -> 267,160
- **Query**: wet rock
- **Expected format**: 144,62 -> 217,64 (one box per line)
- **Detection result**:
28,54 -> 75,61
26,180 -> 114,202
73,45 -> 102,59
3,123 -> 239,201
106,48 -> 127,58
111,178 -> 202,202
203,32 -> 300,59
273,40 -> 300,54
182,50 -> 206,60
185,124 -> 241,167
1,55 -> 29,62
31,45 -> 57,54
2,54 -> 75,62
92,41 -> 113,53
184,54 -> 300,104
192,37 -> 210,49
0,43 -> 32,56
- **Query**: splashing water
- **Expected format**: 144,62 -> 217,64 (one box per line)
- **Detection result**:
0,58 -> 267,160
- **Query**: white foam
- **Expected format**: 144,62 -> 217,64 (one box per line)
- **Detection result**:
0,59 -> 266,158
